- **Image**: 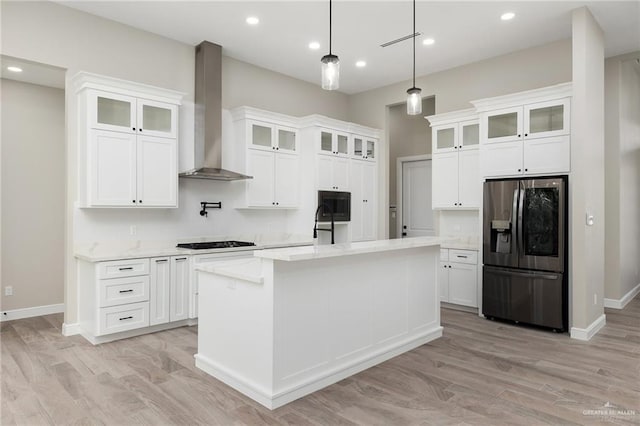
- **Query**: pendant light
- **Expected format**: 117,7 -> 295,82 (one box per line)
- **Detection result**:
321,0 -> 339,90
406,0 -> 422,115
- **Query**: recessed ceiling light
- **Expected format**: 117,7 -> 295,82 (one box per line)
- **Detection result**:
423,38 -> 435,46
7,66 -> 23,73
356,61 -> 366,68
308,41 -> 320,50
501,12 -> 515,21
246,16 -> 259,25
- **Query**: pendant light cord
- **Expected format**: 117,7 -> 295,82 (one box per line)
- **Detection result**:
412,0 -> 416,87
329,0 -> 333,55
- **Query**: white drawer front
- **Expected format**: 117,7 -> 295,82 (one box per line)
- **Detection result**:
440,249 -> 449,261
98,302 -> 149,335
98,258 -> 150,279
449,249 -> 478,265
99,276 -> 149,308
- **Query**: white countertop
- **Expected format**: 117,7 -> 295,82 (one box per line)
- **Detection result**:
439,236 -> 480,251
196,258 -> 264,284
75,234 -> 313,262
254,236 -> 442,262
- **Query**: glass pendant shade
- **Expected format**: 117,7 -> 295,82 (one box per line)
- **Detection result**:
407,87 -> 422,115
321,54 -> 340,90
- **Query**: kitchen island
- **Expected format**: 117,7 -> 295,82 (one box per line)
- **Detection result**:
194,237 -> 443,409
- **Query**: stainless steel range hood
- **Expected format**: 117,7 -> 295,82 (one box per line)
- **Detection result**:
179,41 -> 252,181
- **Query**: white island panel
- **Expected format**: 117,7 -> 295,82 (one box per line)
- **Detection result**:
195,239 -> 442,409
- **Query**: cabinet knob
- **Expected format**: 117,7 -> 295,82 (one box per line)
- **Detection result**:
139,200 -> 142,204
525,168 -> 528,172
454,203 -> 458,206
518,134 -> 521,137
133,200 -> 136,203
276,202 -> 279,205
454,146 -> 458,149
272,147 -> 275,150
276,147 -> 279,150
272,202 -> 275,205
139,128 -> 142,132
518,169 -> 522,172
132,127 -> 136,131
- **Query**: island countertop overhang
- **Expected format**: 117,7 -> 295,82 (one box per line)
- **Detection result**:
253,236 -> 444,262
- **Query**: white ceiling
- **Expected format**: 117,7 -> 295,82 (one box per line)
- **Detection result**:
56,1 -> 640,94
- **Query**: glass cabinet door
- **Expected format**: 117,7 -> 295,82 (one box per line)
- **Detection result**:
460,121 -> 479,149
524,98 -> 570,139
353,137 -> 363,157
485,107 -> 522,143
138,100 -> 177,138
251,123 -> 273,150
277,127 -> 297,152
434,126 -> 456,152
336,134 -> 349,155
91,91 -> 137,133
366,139 -> 375,159
320,131 -> 333,153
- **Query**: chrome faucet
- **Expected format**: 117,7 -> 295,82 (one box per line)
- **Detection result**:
313,203 -> 335,244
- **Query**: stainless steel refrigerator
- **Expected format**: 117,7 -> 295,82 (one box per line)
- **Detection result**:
482,176 -> 567,331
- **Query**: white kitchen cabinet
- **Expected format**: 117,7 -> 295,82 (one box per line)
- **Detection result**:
88,130 -> 177,207
89,90 -> 178,139
74,72 -> 183,208
231,107 -> 300,209
351,135 -> 377,161
317,155 -> 349,191
246,149 -> 299,208
78,255 -> 194,344
472,83 -> 572,178
150,258 -> 171,326
150,256 -> 190,325
428,110 -> 480,209
350,160 -> 377,242
438,249 -> 478,308
319,129 -> 349,156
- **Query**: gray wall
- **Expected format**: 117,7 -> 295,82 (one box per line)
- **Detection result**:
604,52 -> 640,302
570,7 -> 605,331
388,98 -> 435,238
1,79 -> 65,311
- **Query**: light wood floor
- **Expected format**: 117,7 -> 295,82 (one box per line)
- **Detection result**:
2,297 -> 639,425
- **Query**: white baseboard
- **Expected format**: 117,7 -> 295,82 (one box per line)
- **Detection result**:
195,326 -> 443,410
80,318 -> 198,345
62,322 -> 82,336
604,283 -> 640,309
1,303 -> 64,322
570,314 -> 606,341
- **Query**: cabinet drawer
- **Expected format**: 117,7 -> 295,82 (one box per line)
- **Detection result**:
449,250 -> 478,265
440,249 -> 449,261
98,258 -> 149,279
99,276 -> 149,308
98,302 -> 149,335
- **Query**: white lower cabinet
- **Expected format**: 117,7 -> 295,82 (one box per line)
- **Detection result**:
438,249 -> 478,308
79,256 -> 192,343
149,256 -> 190,325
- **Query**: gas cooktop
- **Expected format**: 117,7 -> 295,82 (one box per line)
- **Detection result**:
176,241 -> 256,250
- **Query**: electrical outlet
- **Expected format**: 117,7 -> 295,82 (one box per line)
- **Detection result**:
593,293 -> 597,305
130,225 -> 137,236
5,286 -> 13,296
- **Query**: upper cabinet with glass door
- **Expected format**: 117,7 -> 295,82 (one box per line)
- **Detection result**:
319,129 -> 349,156
89,90 -> 178,139
472,83 -> 572,145
428,109 -> 479,154
248,120 -> 298,154
351,135 -> 377,161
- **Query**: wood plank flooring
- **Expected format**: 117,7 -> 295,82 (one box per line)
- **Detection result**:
2,297 -> 639,425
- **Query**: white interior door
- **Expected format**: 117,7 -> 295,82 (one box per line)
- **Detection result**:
401,159 -> 435,237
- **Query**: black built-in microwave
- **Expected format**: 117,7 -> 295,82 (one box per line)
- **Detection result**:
317,191 -> 350,222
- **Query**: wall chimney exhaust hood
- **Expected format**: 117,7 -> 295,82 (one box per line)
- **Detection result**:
179,41 -> 252,181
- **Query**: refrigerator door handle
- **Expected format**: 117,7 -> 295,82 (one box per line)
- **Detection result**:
511,188 -> 519,255
517,185 -> 525,259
